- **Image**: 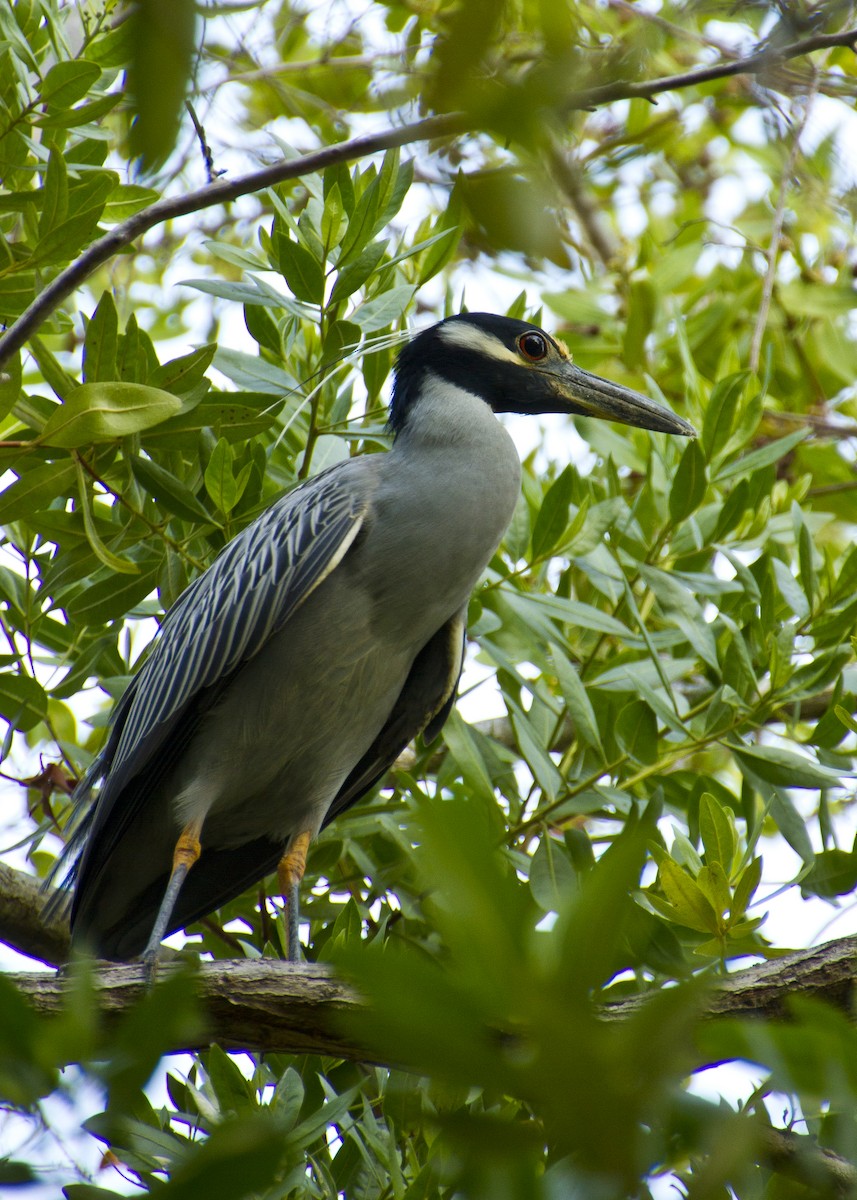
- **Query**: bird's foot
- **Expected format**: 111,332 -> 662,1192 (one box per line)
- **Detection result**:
140,947 -> 160,988
287,885 -> 301,963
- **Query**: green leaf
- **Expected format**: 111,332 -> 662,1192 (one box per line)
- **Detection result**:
328,239 -> 387,304
103,184 -> 160,221
128,0 -> 196,169
338,174 -> 381,266
417,198 -> 461,285
696,862 -> 731,920
711,478 -> 749,540
32,93 -> 120,130
768,789 -> 816,865
669,438 -> 707,523
204,437 -> 238,514
277,236 -> 324,304
66,568 -> 160,625
0,674 -> 48,733
0,350 -> 22,422
32,200 -> 106,266
148,344 -> 216,395
500,589 -> 633,639
656,859 -> 719,934
779,280 -> 857,318
530,835 -> 575,912
797,516 -> 817,607
701,371 -> 749,462
373,149 -> 411,233
699,793 -> 735,872
40,60 -> 101,107
351,285 -> 416,333
130,455 -> 212,522
74,460 -> 140,576
83,292 -> 119,383
321,181 -> 344,250
549,642 -> 602,753
40,382 -> 182,447
731,857 -> 761,919
0,272 -> 36,320
144,396 -> 283,448
622,279 -> 655,369
441,711 -> 495,804
716,429 -> 808,481
771,557 -> 809,620
733,742 -> 843,790
835,705 -> 857,737
321,320 -> 361,367
38,147 -> 68,240
532,466 -> 574,559
800,849 -> 857,900
0,460 -> 77,523
615,699 -> 658,765
507,697 -> 561,801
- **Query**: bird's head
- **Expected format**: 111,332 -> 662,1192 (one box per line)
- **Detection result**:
389,312 -> 695,438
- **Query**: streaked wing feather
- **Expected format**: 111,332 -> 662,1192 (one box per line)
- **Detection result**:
51,462 -> 373,901
109,467 -> 369,790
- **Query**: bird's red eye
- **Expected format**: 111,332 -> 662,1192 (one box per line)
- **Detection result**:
518,331 -> 549,361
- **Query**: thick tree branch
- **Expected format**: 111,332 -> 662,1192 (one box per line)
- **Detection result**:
0,862 -> 68,967
604,934 -> 857,1027
761,1127 -> 857,1198
7,932 -> 857,1060
0,24 -> 852,370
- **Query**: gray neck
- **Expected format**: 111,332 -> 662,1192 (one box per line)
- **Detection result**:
392,370 -> 517,456
376,372 -> 522,632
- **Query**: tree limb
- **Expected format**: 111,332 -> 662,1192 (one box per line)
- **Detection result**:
7,932 -> 857,1060
0,862 -> 68,968
603,934 -> 857,1028
761,1126 -> 857,1199
0,113 -> 465,370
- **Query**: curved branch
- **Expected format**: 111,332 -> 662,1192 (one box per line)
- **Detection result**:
0,113 -> 466,370
1,24 -> 852,370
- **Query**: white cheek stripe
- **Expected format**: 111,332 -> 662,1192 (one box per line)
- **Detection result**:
437,322 -> 523,365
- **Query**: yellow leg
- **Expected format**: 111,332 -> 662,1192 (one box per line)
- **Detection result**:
142,817 -> 203,976
173,822 -> 203,873
278,830 -> 312,963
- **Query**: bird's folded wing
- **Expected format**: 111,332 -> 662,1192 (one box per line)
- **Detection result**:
47,462 -> 374,896
322,609 -> 466,828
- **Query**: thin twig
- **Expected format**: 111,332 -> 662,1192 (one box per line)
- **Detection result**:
765,409 -> 857,439
547,138 -> 618,267
561,26 -> 857,111
605,0 -> 741,57
750,73 -> 819,373
185,100 -> 221,185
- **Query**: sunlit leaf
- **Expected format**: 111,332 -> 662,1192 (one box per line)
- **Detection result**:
40,383 -> 182,447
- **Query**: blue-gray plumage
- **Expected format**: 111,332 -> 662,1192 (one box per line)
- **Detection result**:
47,313 -> 694,963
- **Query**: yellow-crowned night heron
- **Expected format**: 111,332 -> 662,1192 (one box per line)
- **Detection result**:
49,313 -> 694,964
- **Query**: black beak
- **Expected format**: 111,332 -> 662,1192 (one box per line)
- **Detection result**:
533,360 -> 696,437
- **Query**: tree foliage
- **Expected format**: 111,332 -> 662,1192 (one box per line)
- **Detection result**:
2,0 -> 857,1195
